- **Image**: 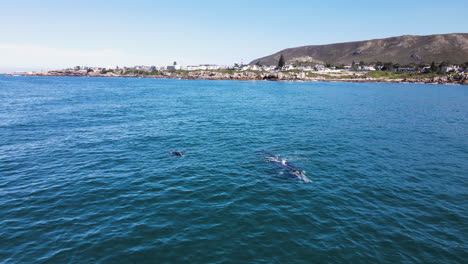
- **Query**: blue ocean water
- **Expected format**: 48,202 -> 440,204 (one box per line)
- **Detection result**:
0,76 -> 466,263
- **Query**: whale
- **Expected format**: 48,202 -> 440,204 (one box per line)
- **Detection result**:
170,151 -> 184,157
290,167 -> 311,183
265,154 -> 311,183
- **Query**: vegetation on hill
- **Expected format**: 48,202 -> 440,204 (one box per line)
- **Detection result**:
277,54 -> 285,68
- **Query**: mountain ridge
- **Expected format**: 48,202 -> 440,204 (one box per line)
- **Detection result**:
250,33 -> 468,66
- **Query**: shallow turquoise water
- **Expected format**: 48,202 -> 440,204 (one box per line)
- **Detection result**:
0,76 -> 467,263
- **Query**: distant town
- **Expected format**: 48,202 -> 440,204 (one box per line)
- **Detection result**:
27,60 -> 468,74
18,60 -> 468,85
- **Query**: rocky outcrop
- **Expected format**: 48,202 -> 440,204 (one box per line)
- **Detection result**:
180,71 -> 307,81
25,70 -> 468,85
424,74 -> 467,84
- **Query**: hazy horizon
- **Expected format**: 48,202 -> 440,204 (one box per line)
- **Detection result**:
1,0 -> 467,71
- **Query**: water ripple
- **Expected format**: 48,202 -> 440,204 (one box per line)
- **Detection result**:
0,77 -> 467,263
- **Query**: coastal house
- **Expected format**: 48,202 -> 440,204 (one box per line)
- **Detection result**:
134,66 -> 152,71
206,65 -> 220,70
250,65 -> 260,71
187,65 -> 205,71
186,64 -> 222,71
186,64 -> 225,71
261,66 -> 276,71
357,66 -> 376,71
296,66 -> 313,71
166,65 -> 181,70
314,64 -> 326,71
282,65 -> 295,71
420,66 -> 431,73
395,68 -> 416,72
440,66 -> 459,73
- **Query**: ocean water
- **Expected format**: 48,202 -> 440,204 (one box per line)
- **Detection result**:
0,76 -> 466,263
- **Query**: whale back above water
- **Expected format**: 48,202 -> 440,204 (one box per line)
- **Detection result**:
170,151 -> 184,157
264,154 -> 311,183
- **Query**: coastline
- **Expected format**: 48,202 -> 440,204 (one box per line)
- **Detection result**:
14,70 -> 468,85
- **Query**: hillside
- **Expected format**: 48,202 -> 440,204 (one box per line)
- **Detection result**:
250,33 -> 468,66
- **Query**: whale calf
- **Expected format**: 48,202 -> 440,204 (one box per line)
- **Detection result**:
265,154 -> 311,183
170,151 -> 184,157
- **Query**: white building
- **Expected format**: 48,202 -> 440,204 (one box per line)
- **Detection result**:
358,66 -> 376,71
186,64 -> 224,71
261,66 -> 276,71
421,66 -> 431,73
206,65 -> 220,70
132,65 -> 153,71
166,65 -> 181,70
282,65 -> 295,71
440,66 -> 459,73
250,65 -> 260,71
314,64 -> 326,71
186,65 -> 206,71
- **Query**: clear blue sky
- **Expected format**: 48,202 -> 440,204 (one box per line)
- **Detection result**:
1,0 -> 467,70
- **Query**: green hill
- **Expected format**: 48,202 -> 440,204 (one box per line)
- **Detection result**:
250,33 -> 468,66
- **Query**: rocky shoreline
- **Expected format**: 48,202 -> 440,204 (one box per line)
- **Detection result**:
21,70 -> 468,85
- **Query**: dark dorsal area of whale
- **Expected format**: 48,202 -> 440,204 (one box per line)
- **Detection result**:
170,151 -> 184,157
263,153 -> 311,183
